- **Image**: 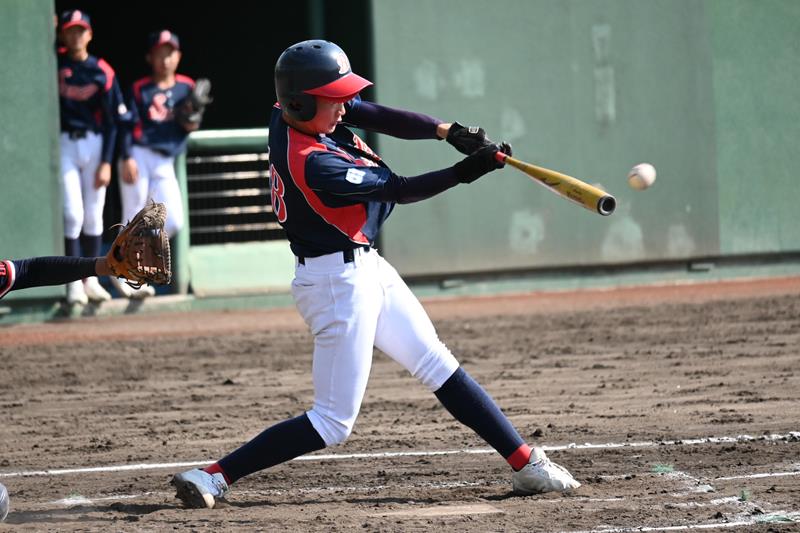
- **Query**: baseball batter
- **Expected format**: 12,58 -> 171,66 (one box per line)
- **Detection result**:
115,30 -> 199,298
57,10 -> 127,305
172,40 -> 579,509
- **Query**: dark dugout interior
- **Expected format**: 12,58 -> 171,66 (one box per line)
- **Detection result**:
53,0 -> 374,129
54,0 -> 373,233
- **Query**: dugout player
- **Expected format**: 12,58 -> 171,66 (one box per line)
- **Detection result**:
171,40 -> 580,509
115,30 -> 197,299
57,10 -> 127,305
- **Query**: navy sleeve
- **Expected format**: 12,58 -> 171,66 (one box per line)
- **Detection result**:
10,257 -> 98,291
307,151 -> 460,205
343,98 -> 443,140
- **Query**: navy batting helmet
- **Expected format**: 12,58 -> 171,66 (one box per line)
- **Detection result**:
275,40 -> 372,121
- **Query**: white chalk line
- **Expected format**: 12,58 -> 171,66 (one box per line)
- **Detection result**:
1,431 -> 797,479
715,469 -> 800,481
552,512 -> 800,533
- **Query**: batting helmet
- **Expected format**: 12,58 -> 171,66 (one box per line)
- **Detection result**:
275,40 -> 372,121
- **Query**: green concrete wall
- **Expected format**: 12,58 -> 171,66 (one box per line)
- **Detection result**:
0,0 -> 63,299
709,0 -> 800,254
369,0 -> 797,277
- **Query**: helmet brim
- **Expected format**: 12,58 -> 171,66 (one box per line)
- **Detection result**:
304,72 -> 373,102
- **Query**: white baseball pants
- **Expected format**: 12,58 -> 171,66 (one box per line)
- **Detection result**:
119,145 -> 184,237
292,247 -> 459,446
60,132 -> 106,239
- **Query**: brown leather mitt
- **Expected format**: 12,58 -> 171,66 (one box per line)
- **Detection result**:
107,201 -> 172,289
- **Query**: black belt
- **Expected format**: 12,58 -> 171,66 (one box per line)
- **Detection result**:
66,130 -> 89,139
298,246 -> 370,265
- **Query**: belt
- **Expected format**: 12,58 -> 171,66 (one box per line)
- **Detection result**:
66,130 -> 89,139
298,245 -> 371,265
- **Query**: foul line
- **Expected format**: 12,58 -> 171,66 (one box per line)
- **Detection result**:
0,431 -> 797,479
552,512 -> 800,533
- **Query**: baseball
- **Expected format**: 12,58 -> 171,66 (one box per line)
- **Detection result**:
627,163 -> 657,190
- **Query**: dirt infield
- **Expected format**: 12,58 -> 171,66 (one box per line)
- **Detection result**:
1,277 -> 799,531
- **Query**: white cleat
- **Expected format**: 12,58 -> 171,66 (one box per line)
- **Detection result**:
172,469 -> 229,509
110,276 -> 134,298
66,280 -> 88,305
130,283 -> 156,300
83,277 -> 111,302
512,447 -> 581,495
110,276 -> 156,299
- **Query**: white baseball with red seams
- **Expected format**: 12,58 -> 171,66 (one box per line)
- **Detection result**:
627,163 -> 657,190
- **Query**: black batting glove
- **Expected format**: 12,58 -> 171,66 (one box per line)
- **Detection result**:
453,142 -> 512,184
446,121 -> 491,155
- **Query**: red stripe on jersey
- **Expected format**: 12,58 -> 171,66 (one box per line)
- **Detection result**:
0,260 -> 16,299
97,58 -> 115,92
286,128 -> 369,245
175,74 -> 195,88
133,76 -> 152,103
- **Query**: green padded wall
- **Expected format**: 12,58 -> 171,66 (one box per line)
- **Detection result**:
371,0 -> 720,276
710,1 -> 800,254
0,0 -> 62,299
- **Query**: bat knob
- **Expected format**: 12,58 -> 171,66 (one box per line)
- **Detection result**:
494,151 -> 508,163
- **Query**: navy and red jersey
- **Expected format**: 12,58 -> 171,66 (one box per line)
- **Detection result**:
121,75 -> 195,158
0,260 -> 15,300
57,49 -> 125,163
267,97 -> 445,258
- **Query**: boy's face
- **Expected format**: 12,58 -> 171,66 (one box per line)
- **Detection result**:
60,26 -> 92,52
307,98 -> 346,134
147,44 -> 181,77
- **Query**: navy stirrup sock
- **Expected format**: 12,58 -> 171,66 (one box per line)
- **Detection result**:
215,414 -> 325,484
80,234 -> 103,259
65,237 -> 81,257
435,367 -> 532,470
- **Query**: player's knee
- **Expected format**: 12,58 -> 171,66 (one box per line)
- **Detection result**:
165,216 -> 183,239
63,209 -> 83,239
306,409 -> 355,446
412,341 -> 460,391
82,211 -> 104,236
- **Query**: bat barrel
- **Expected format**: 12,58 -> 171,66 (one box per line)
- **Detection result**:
597,195 -> 616,216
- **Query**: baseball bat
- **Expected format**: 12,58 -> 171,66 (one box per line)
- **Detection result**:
495,152 -> 616,216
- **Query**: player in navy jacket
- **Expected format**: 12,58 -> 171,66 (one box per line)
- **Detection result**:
56,10 -> 127,305
115,30 -> 195,299
171,41 -> 580,509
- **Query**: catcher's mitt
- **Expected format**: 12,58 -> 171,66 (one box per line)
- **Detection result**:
176,78 -> 213,127
107,201 -> 171,289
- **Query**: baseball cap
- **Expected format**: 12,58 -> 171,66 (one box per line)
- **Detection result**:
60,9 -> 91,31
147,30 -> 181,52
